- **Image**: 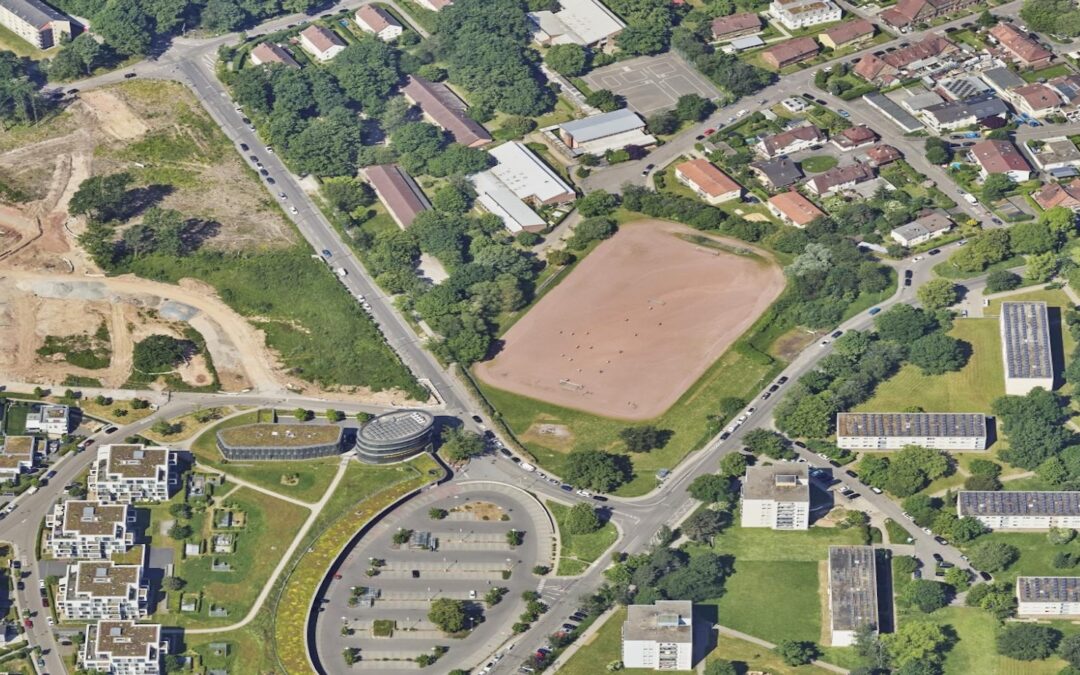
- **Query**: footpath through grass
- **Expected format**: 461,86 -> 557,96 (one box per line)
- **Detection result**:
548,501 -> 618,576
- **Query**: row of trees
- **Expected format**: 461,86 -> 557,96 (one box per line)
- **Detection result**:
948,206 -> 1074,275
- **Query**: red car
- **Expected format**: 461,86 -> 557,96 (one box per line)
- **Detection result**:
23,619 -> 32,628
703,128 -> 716,136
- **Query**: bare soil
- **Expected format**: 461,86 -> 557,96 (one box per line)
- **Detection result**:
475,220 -> 785,420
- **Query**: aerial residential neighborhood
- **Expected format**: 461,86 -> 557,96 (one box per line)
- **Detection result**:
6,0 -> 1080,672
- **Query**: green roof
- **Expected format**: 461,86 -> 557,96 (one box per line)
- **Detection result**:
217,423 -> 341,448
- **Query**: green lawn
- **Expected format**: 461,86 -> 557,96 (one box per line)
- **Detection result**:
884,518 -> 914,544
855,318 -> 1004,414
2,402 -> 29,435
800,155 -> 839,173
548,501 -> 618,576
922,606 -> 1068,675
1022,63 -> 1074,83
961,531 -> 1080,583
933,254 -> 1025,280
713,560 -> 821,643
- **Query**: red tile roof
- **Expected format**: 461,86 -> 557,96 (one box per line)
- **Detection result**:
866,144 -> 902,165
1014,83 -> 1062,111
1034,179 -> 1080,209
761,37 -> 818,68
364,164 -> 431,227
675,158 -> 741,197
300,25 -> 345,54
711,12 -> 761,39
990,23 -> 1053,66
356,5 -> 400,32
402,75 -> 491,147
822,19 -> 874,46
769,190 -> 825,226
250,42 -> 300,68
760,125 -> 825,156
970,139 -> 1031,174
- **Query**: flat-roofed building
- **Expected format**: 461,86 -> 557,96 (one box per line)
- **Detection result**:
674,158 -> 742,204
471,141 -> 575,234
355,5 -> 402,42
557,109 -> 656,156
0,0 -> 71,49
25,403 -> 69,435
1025,137 -> 1080,172
863,92 -> 923,133
528,0 -> 625,48
364,164 -> 431,228
401,75 -> 491,148
216,423 -> 344,461
890,211 -> 953,247
45,500 -> 134,559
836,412 -> 987,451
1001,301 -> 1054,395
958,491 -> 1080,529
981,66 -> 1026,97
760,36 -> 819,70
767,190 -> 825,228
828,545 -> 879,647
89,445 -> 177,504
298,25 -> 346,61
356,409 -> 435,464
0,436 -> 35,482
622,600 -> 694,670
249,42 -> 301,68
1017,577 -> 1080,617
769,0 -> 841,30
82,620 -> 164,675
59,561 -> 147,621
711,12 -> 762,42
741,464 -> 810,530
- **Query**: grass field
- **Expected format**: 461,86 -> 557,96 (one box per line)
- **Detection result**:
800,155 -> 839,173
960,531 -> 1080,583
548,501 -> 618,576
2,403 -> 29,435
855,318 -> 1004,414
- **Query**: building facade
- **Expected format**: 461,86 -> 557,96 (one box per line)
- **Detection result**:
836,412 -> 987,451
674,158 -> 742,205
741,464 -> 810,530
59,561 -> 147,621
958,491 -> 1080,530
89,445 -> 177,504
622,600 -> 694,670
769,0 -> 842,30
354,5 -> 403,42
216,423 -> 344,461
24,403 -> 69,435
44,500 -> 134,560
0,0 -> 71,49
298,25 -> 346,61
82,620 -> 164,675
356,410 -> 435,464
1017,577 -> 1080,617
0,436 -> 35,482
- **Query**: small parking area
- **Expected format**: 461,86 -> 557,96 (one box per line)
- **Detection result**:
314,482 -> 555,673
581,53 -> 721,115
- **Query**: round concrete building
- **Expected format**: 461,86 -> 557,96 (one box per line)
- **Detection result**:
355,410 -> 435,464
216,423 -> 344,460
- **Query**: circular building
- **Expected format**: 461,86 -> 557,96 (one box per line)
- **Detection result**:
216,423 -> 344,461
355,410 -> 435,464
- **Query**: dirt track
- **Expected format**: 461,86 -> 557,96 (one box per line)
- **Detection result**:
475,220 -> 786,420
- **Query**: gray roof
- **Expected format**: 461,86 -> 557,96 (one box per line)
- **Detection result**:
1001,301 -> 1053,380
750,157 -> 803,187
940,76 -> 990,101
837,412 -> 985,439
730,36 -> 765,50
981,66 -> 1026,92
923,100 -> 970,124
829,546 -> 879,632
0,0 -> 67,28
358,410 -> 434,443
901,91 -> 945,111
1017,576 -> 1080,603
863,92 -> 922,132
965,94 -> 1009,120
742,464 -> 810,503
559,108 -> 644,144
622,601 -> 693,642
958,491 -> 1080,517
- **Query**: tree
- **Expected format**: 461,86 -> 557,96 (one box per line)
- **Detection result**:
69,172 -> 133,222
545,43 -> 588,76
647,110 -> 679,135
774,640 -> 819,667
393,528 -> 413,545
440,427 -> 486,462
1059,633 -> 1080,668
163,576 -> 186,591
977,8 -> 997,26
997,623 -> 1061,660
742,429 -> 793,459
564,450 -> 632,492
429,508 -> 448,520
565,502 -> 601,534
718,452 -> 748,478
982,173 -> 1016,202
968,540 -> 1020,572
704,660 -> 738,675
576,190 -> 619,217
292,408 -> 313,422
925,137 -> 952,165
917,279 -> 958,311
884,620 -> 952,668
585,89 -> 622,112
908,333 -> 967,375
506,529 -> 524,546
1026,251 -> 1058,282
94,0 -> 154,55
944,566 -> 971,591
774,392 -> 836,439
168,523 -> 192,540
619,425 -> 669,452
1009,220 -> 1056,254
133,335 -> 190,373
966,580 -> 1018,618
986,269 -> 1021,293
169,503 -> 192,520
874,304 -> 935,342
681,508 -> 727,544
902,579 -> 950,613
428,597 -> 468,633
1049,527 -> 1077,545
947,516 -> 988,543
151,420 -> 180,436
675,94 -> 715,122
432,183 -> 473,214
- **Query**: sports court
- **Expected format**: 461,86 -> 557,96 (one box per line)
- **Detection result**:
475,221 -> 784,420
581,53 -> 721,115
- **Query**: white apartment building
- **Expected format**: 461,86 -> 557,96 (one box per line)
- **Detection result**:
89,445 -> 177,504
24,403 -> 70,435
0,436 -> 35,482
59,561 -> 147,621
836,412 -> 987,451
45,500 -> 134,559
769,0 -> 842,30
622,600 -> 694,670
958,491 -> 1080,530
82,620 -> 164,675
1017,577 -> 1080,617
828,546 -> 879,647
0,0 -> 72,49
1001,301 -> 1054,395
741,464 -> 810,530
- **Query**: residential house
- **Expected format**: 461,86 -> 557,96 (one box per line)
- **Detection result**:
622,601 -> 694,670
59,561 -> 147,621
557,109 -> 656,155
741,464 -> 810,530
880,0 -> 981,29
768,0 -> 841,30
1011,83 -> 1063,118
401,75 -> 491,148
44,500 -> 134,560
354,5 -> 402,42
832,125 -> 877,151
249,42 -> 300,68
1049,74 -> 1080,109
854,34 -> 957,84
865,144 -> 903,166
989,22 -> 1053,69
81,620 -> 164,675
756,124 -> 826,158
920,94 -> 1009,132
898,90 -> 946,115
938,75 -> 992,101
804,163 -> 876,196
89,445 -> 177,504
980,66 -> 1027,97
970,139 -> 1033,182
364,164 -> 431,228
298,25 -> 346,62
0,0 -> 72,49
24,403 -> 69,435
889,211 -> 954,247
768,190 -> 825,227
819,18 -> 874,50
761,36 -> 819,70
1034,178 -> 1080,210
528,0 -> 625,49
0,436 -> 35,483
751,157 -> 804,190
958,491 -> 1080,530
471,141 -> 575,234
710,12 -> 762,42
1025,137 -> 1080,172
674,158 -> 742,204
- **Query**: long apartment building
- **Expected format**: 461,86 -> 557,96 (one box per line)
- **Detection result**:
741,464 -> 810,530
58,561 -> 147,621
1017,577 -> 1080,617
958,491 -> 1080,530
769,0 -> 842,30
1001,301 -> 1054,395
0,0 -> 71,49
828,546 -> 879,647
835,412 -> 987,451
45,500 -> 134,559
89,445 -> 177,504
82,620 -> 165,675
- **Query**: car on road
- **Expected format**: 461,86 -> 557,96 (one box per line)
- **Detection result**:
868,307 -> 881,315
499,448 -> 512,458
471,414 -> 483,424
870,486 -> 883,494
470,590 -> 477,599
290,206 -> 298,214
992,217 -> 1002,225
802,93 -> 815,100
913,568 -> 922,579
703,128 -> 716,136
831,331 -> 843,339
927,248 -> 941,255
933,552 -> 944,563
760,392 -> 771,400
695,135 -> 704,141
259,169 -> 269,176
124,72 -> 136,79
278,192 -> 287,200
39,580 -> 45,590
768,384 -> 779,393
321,249 -> 332,257
815,99 -> 826,106
902,512 -> 913,520
845,470 -> 858,479
576,489 -> 592,497
958,239 -> 967,245
979,571 -> 993,581
746,407 -> 755,415
777,376 -> 789,384
845,492 -> 860,500
560,484 -> 573,492
938,561 -> 954,569
240,143 -> 249,151
562,623 -> 577,631
922,527 -> 933,535
904,270 -> 913,278
642,164 -> 655,176
104,426 -> 117,434
820,339 -> 829,347
547,477 -> 559,485
47,616 -> 54,626
22,619 -> 31,628
249,155 -> 258,162
592,495 -> 608,502
904,278 -> 912,287
837,109 -> 850,117
935,536 -> 949,546
719,431 -> 731,440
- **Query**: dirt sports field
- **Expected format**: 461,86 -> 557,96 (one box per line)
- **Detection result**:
476,220 -> 785,420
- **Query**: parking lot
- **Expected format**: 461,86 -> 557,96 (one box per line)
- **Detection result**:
313,482 -> 555,673
581,52 -> 721,116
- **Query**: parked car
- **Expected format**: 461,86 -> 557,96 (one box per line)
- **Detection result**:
870,486 -> 883,494
760,392 -> 771,400
845,492 -> 860,500
560,484 -> 573,492
869,307 -> 882,315
845,470 -> 858,479
831,331 -> 843,339
933,553 -> 944,563
979,571 -> 993,581
935,536 -> 949,546
777,376 -> 789,384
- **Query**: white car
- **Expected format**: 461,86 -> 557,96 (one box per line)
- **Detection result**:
290,206 -> 298,214
745,407 -> 756,415
469,590 -> 477,599
576,489 -> 592,497
737,414 -> 747,423
724,425 -> 736,434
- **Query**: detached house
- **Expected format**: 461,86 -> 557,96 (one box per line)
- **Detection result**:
298,25 -> 346,61
970,139 -> 1033,182
768,190 -> 826,228
832,125 -> 877,151
989,23 -> 1053,69
354,5 -> 402,42
249,42 -> 300,68
674,159 -> 742,204
805,163 -> 876,196
756,125 -> 826,158
1034,179 -> 1080,211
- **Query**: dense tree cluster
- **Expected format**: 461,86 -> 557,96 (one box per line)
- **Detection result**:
563,450 -> 633,492
646,93 -> 716,135
0,51 -> 52,125
48,33 -> 116,80
607,0 -> 676,55
603,545 -> 732,604
671,20 -> 773,98
949,207 -> 1074,274
993,387 -> 1074,471
1020,0 -> 1080,36
858,445 -> 951,497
